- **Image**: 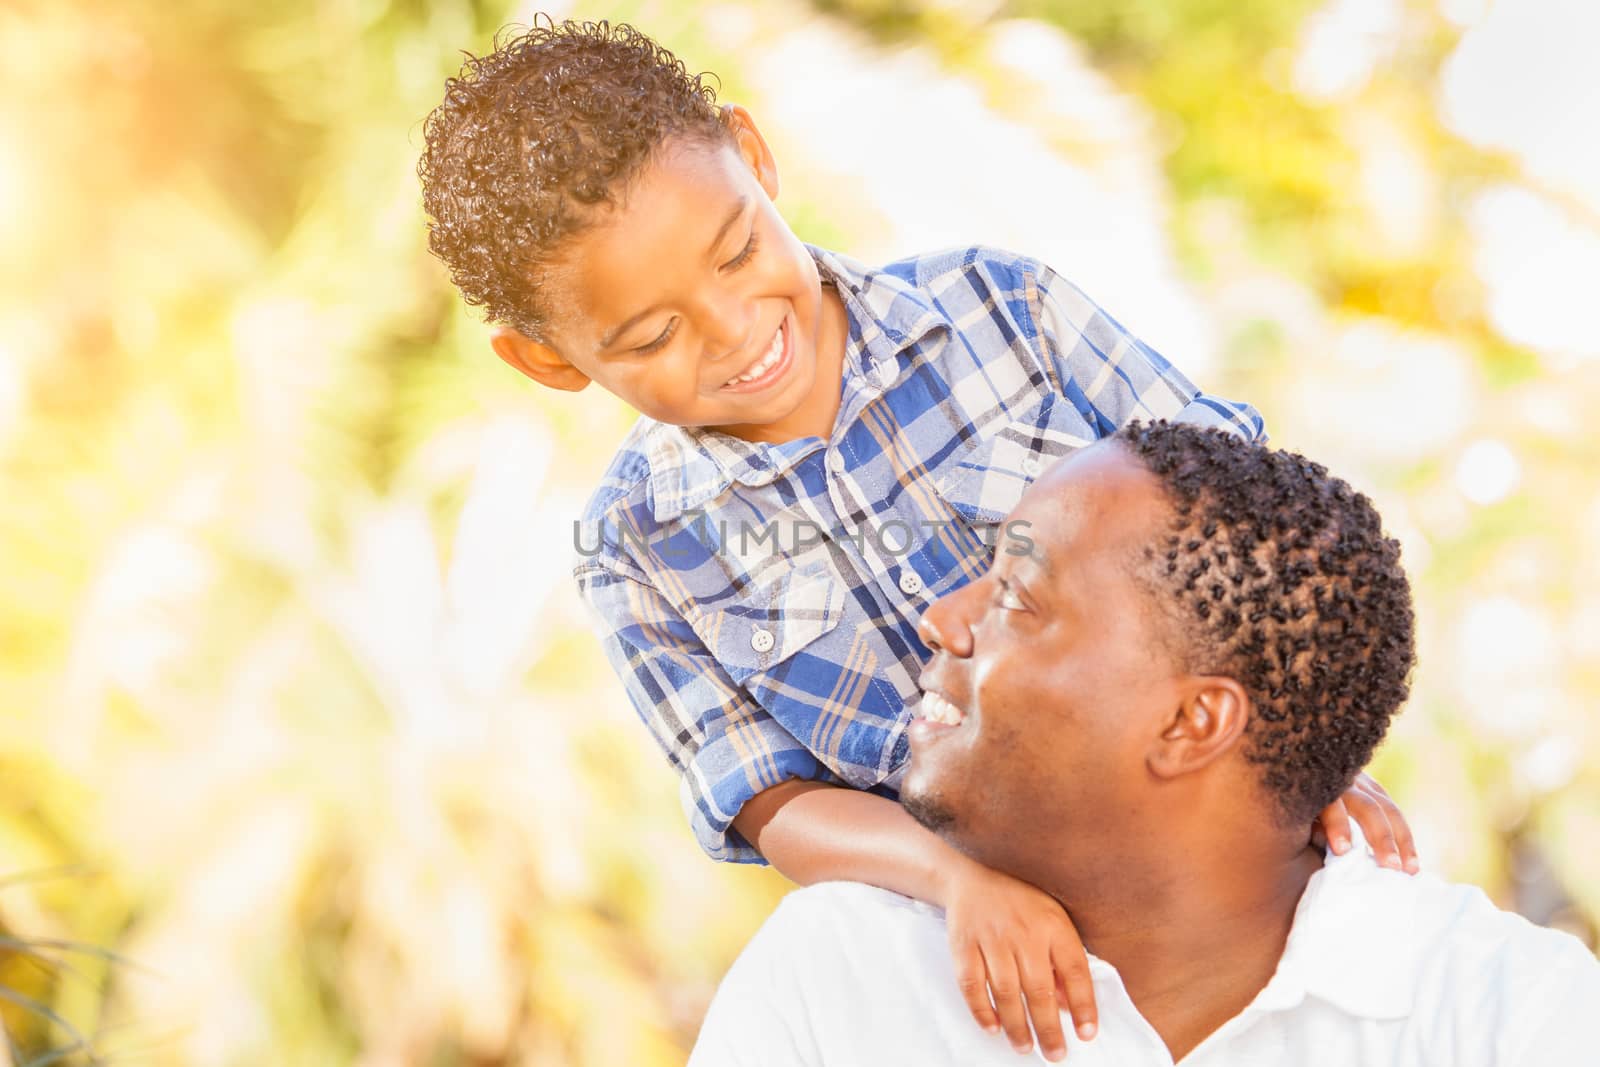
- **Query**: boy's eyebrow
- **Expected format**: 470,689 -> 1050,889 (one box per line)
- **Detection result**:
595,196 -> 750,353
597,304 -> 664,353
708,195 -> 750,258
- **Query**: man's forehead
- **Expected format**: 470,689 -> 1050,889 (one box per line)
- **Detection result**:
1012,444 -> 1168,568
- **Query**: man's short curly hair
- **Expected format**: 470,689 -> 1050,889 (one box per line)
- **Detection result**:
1116,421 -> 1417,826
417,18 -> 731,337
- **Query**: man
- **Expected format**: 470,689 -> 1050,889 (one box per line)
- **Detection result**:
689,421 -> 1600,1066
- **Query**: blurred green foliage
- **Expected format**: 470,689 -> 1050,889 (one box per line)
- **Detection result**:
0,0 -> 1594,1063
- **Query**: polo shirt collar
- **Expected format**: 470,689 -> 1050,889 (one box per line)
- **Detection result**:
1078,826 -> 1419,1031
642,246 -> 953,524
1252,825 -> 1418,1021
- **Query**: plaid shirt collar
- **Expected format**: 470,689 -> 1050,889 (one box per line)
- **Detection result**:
643,245 -> 950,523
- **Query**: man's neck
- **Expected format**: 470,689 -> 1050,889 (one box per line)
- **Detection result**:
1063,842 -> 1325,1062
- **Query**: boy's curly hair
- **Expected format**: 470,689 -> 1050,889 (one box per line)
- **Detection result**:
1116,421 -> 1417,827
417,18 -> 730,337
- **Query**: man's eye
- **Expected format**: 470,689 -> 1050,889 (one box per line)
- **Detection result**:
635,318 -> 677,354
995,578 -> 1026,611
723,230 -> 760,271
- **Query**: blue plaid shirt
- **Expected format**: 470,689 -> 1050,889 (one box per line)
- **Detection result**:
574,246 -> 1266,862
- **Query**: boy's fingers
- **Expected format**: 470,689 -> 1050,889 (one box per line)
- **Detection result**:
1051,942 -> 1099,1042
1316,797 -> 1352,854
1017,954 -> 1066,1062
1365,783 -> 1420,873
981,949 -> 1033,1055
954,941 -> 1000,1035
1345,788 -> 1403,871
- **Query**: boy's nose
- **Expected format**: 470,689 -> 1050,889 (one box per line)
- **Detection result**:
699,296 -> 759,363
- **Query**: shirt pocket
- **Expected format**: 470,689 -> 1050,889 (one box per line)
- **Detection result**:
936,392 -> 1098,527
686,567 -> 847,691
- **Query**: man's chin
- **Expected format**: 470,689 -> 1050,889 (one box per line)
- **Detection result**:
900,788 -> 957,836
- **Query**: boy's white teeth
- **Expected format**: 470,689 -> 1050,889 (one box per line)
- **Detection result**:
725,324 -> 784,386
918,692 -> 966,726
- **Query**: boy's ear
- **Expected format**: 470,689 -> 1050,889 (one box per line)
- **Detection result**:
489,326 -> 591,392
1146,677 -> 1250,782
721,103 -> 780,201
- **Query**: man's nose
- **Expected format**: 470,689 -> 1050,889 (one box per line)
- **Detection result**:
917,584 -> 975,658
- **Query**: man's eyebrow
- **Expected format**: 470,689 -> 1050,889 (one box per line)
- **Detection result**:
594,196 -> 750,353
1020,541 -> 1054,582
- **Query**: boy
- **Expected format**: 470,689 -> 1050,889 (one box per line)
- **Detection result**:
418,18 -> 1418,1063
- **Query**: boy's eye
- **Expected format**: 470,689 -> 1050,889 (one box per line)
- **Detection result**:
635,318 -> 677,355
722,229 -> 759,271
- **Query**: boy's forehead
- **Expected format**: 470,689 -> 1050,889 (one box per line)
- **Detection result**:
557,142 -> 752,326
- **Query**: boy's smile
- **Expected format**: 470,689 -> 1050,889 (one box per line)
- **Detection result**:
490,108 -> 849,446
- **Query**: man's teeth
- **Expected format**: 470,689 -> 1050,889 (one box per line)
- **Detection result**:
725,324 -> 784,386
919,692 -> 965,726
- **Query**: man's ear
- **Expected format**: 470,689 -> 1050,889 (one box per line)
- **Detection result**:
489,326 -> 591,392
1147,677 -> 1251,781
721,103 -> 780,201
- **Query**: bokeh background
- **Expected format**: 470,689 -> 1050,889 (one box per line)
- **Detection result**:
1,0 -> 1597,1062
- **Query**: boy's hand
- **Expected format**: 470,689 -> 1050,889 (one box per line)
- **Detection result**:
1314,771 -> 1420,874
940,857 -> 1097,1062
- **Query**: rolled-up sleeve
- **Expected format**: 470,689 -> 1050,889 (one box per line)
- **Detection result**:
1027,261 -> 1268,444
575,561 -> 838,864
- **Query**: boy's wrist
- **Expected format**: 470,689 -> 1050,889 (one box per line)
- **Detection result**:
926,838 -> 984,908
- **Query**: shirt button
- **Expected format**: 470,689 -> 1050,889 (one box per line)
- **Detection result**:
1022,455 -> 1042,477
872,361 -> 897,388
750,627 -> 775,653
898,571 -> 924,596
827,450 -> 846,473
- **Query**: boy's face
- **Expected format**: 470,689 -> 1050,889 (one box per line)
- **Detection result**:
491,108 -> 844,444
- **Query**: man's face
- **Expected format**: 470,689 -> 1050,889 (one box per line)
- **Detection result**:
900,443 -> 1188,879
530,127 -> 835,444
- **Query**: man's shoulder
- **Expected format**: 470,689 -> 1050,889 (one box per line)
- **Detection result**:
690,884 -> 955,1066
1404,871 -> 1599,984
739,882 -> 946,968
1332,856 -> 1594,969
1386,869 -> 1600,1059
1323,856 -> 1600,1036
770,881 -> 942,934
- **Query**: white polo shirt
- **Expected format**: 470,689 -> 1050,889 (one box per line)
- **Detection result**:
689,841 -> 1600,1066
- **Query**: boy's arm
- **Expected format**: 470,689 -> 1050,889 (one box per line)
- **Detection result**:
1026,260 -> 1268,443
736,781 -> 1097,1063
574,559 -> 834,862
577,561 -> 1094,1061
732,779 -> 956,899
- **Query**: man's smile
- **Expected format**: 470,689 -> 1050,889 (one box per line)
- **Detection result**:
917,689 -> 967,726
908,684 -> 972,750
